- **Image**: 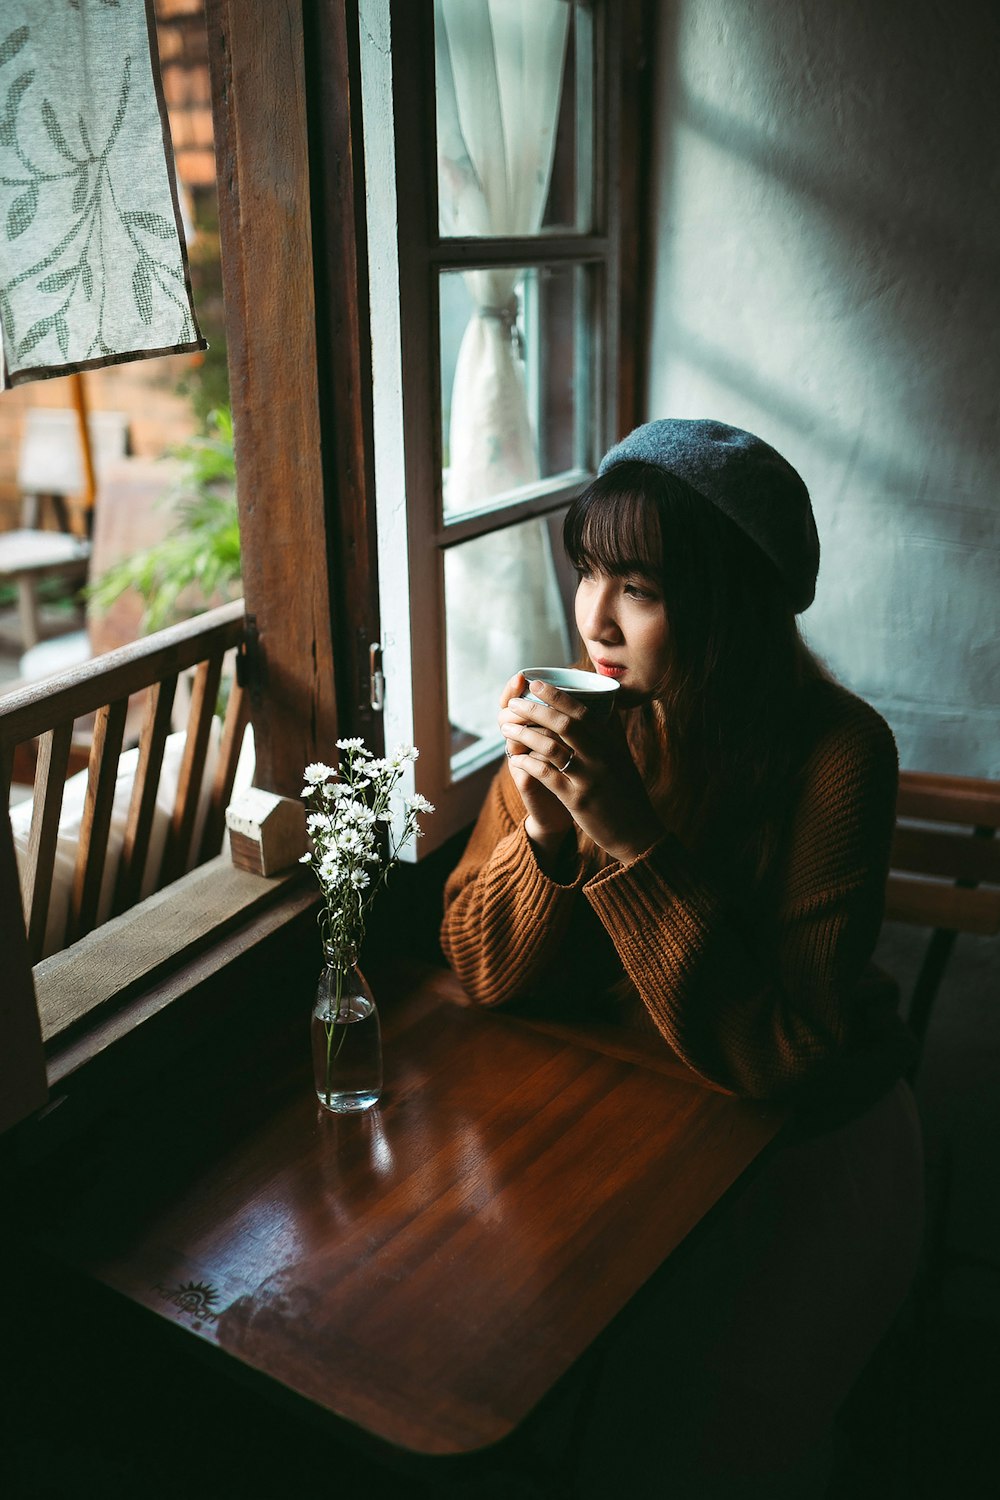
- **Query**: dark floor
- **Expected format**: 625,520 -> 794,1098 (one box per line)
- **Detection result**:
2,622 -> 998,1497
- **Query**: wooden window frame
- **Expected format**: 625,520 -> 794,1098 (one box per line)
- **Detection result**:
1,0 -> 652,1137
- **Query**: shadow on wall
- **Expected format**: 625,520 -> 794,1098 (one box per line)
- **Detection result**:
646,0 -> 1000,778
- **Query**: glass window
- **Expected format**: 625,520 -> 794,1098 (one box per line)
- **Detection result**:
434,0 -> 595,238
445,514 -> 576,777
439,264 -> 593,522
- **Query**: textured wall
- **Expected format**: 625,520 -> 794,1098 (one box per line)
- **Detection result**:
644,0 -> 1000,776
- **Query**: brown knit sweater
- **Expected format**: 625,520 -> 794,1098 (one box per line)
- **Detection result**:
441,679 -> 913,1117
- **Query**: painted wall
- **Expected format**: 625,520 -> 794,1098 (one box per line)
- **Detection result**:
644,0 -> 999,776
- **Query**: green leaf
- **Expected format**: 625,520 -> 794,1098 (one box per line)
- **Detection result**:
17,317 -> 53,359
54,314 -> 69,360
37,267 -> 76,293
132,258 -> 153,323
42,99 -> 76,161
82,260 -> 93,299
6,183 -> 38,239
72,166 -> 88,212
0,28 -> 29,69
0,288 -> 14,339
123,209 -> 175,240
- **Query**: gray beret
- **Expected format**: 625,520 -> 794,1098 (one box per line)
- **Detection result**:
599,418 -> 820,612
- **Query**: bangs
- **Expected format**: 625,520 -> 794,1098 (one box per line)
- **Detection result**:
563,464 -> 666,580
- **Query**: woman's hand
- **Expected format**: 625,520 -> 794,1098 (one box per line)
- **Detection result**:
503,678 -> 664,865
499,673 -> 574,861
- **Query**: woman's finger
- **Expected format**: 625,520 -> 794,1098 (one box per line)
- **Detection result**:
509,695 -> 577,746
501,722 -> 568,766
499,672 -> 528,710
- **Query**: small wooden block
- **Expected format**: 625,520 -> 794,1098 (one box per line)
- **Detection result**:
225,788 -> 307,877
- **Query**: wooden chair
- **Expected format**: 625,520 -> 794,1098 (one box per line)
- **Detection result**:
886,770 -> 1000,1073
0,409 -> 129,651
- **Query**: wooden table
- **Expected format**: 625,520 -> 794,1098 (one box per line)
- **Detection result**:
31,964 -> 785,1459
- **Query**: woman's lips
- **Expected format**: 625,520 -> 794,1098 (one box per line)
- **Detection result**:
594,659 -> 626,678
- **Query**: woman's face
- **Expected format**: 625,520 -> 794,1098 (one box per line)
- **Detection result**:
574,566 -> 670,707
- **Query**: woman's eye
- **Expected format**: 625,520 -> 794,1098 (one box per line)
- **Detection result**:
624,581 -> 656,601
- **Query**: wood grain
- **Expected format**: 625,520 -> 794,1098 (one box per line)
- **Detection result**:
113,676 -> 177,916
36,963 -> 784,1456
896,770 -> 1000,828
0,809 -> 48,1132
24,722 -> 74,963
69,698 -> 129,945
885,874 -> 1000,937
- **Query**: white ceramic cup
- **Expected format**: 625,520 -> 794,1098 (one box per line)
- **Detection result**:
520,666 -> 620,720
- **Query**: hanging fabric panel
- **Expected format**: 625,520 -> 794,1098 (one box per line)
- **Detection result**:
0,0 -> 205,389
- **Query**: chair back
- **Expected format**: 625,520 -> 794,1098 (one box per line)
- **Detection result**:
886,771 -> 1000,1066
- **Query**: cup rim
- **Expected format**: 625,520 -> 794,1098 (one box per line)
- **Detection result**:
520,666 -> 620,695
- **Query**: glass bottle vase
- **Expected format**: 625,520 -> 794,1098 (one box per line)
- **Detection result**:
311,946 -> 382,1113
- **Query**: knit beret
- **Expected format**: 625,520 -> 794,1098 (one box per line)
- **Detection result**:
599,418 -> 820,612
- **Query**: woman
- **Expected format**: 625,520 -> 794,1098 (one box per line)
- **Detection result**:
440,419 -> 923,1496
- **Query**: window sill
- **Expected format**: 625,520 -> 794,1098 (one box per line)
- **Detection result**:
37,856 -> 319,1088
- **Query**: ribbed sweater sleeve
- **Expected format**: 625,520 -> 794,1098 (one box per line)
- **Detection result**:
440,767 -> 589,1007
583,690 -> 899,1097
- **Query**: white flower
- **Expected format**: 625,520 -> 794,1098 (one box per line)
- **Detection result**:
303,762 -> 335,784
307,812 -> 335,834
350,868 -> 370,889
336,737 -> 366,752
339,798 -> 377,827
406,793 -> 435,814
390,743 -> 418,765
299,851 -> 312,864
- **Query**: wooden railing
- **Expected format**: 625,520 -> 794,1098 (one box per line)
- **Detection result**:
1,600 -> 249,964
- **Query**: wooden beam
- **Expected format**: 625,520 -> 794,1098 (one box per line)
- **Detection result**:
206,0 -> 340,793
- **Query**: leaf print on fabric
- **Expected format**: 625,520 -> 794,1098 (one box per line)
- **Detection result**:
37,266 -> 75,292
122,209 -> 174,240
0,28 -> 29,70
42,98 -> 77,161
132,258 -> 152,323
7,183 -> 37,238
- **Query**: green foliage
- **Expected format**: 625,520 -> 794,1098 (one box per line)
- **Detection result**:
88,407 -> 240,634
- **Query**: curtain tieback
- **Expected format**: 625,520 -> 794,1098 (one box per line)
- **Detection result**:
477,300 -> 522,356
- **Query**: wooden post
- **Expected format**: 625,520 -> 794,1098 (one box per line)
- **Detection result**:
205,0 -> 340,795
0,810 -> 48,1134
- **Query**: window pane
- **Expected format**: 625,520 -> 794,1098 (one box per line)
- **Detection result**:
445,514 -> 576,780
435,0 -> 594,238
440,264 -> 592,522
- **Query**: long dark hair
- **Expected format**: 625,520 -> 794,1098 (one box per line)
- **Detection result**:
564,461 -> 826,888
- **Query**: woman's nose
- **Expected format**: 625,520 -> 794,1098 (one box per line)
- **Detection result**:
576,581 -> 621,642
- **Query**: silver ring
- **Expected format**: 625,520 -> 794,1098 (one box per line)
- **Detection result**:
504,744 -> 514,758
558,748 -> 575,774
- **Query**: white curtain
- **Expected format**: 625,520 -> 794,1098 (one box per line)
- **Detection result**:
436,0 -> 572,740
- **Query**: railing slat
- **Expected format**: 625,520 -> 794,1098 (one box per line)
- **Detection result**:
69,698 -> 130,945
24,722 -> 74,965
112,675 -> 178,918
160,654 -> 225,886
199,672 -> 250,864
